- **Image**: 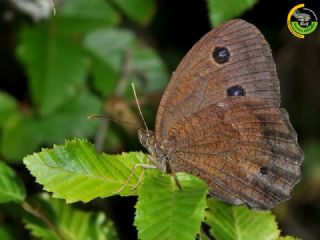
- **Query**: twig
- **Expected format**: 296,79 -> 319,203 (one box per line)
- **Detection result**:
22,201 -> 65,240
94,119 -> 109,152
50,0 -> 56,16
115,49 -> 132,96
94,49 -> 132,152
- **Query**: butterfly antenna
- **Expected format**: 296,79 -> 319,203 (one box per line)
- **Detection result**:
131,82 -> 149,132
88,115 -> 140,128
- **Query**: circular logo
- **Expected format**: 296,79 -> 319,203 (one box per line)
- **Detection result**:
287,4 -> 318,38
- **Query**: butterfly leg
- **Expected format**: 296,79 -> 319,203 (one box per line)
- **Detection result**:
129,168 -> 145,191
166,163 -> 182,190
129,154 -> 160,191
113,163 -> 156,195
170,172 -> 183,191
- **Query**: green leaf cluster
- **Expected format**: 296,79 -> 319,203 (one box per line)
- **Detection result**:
0,1 -> 305,239
23,139 -> 300,240
0,0 -> 167,162
207,0 -> 258,26
24,194 -> 118,240
0,161 -> 26,203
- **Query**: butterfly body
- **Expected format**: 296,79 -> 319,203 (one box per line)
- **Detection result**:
138,130 -> 167,172
139,19 -> 303,210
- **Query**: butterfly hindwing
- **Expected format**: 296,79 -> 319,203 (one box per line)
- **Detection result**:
162,97 -> 302,209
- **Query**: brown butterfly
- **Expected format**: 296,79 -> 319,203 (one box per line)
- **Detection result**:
138,19 -> 303,210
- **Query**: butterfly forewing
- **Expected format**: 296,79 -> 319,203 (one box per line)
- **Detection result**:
156,19 -> 280,140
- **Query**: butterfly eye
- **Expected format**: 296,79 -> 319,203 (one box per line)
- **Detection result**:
260,166 -> 268,175
212,47 -> 230,64
227,85 -> 246,96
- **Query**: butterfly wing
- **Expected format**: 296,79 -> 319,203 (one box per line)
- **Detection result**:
156,19 -> 280,140
162,97 -> 302,209
155,19 -> 303,209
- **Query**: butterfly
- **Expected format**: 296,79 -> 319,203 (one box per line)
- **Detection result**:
137,19 -> 303,210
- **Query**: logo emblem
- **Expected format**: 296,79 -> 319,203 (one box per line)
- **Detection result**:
287,4 -> 318,38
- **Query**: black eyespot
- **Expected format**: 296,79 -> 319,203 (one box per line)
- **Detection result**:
212,47 -> 230,64
260,166 -> 268,175
227,85 -> 246,96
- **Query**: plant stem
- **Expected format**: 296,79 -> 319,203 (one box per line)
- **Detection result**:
21,201 -> 65,240
94,49 -> 132,152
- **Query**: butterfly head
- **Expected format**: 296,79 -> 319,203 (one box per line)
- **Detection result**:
138,129 -> 156,151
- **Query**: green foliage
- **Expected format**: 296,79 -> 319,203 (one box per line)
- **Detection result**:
134,173 -> 208,240
23,138 -> 298,239
0,0 -> 306,239
23,139 -> 150,202
90,56 -> 119,97
38,91 -> 101,143
205,198 -> 280,240
84,28 -> 168,97
130,47 -> 168,92
0,162 -> 26,203
0,92 -> 17,125
23,138 -> 211,239
17,23 -> 89,115
84,28 -> 135,72
1,114 -> 43,161
24,194 -> 117,240
303,141 -> 320,181
207,0 -> 257,27
277,237 -> 301,240
1,91 -> 100,161
56,0 -> 120,33
111,0 -> 156,25
1,0 -> 166,162
0,226 -> 15,240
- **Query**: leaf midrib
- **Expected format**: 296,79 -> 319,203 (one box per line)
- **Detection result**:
232,208 -> 242,240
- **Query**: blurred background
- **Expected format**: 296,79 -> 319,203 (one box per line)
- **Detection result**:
0,0 -> 319,239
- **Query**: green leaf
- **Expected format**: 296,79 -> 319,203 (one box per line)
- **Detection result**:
39,90 -> 101,144
90,56 -> 119,97
56,0 -> 120,34
111,0 -> 156,25
84,28 -> 135,96
0,161 -> 26,203
207,0 -> 257,27
303,141 -> 320,182
1,114 -> 43,161
84,28 -> 135,71
0,225 -> 15,240
23,139 -> 150,203
130,47 -> 168,92
0,92 -> 17,126
85,29 -> 168,96
134,172 -> 208,240
277,237 -> 301,240
24,194 -> 118,240
199,232 -> 211,240
17,23 -> 89,115
0,91 -> 100,161
205,198 -> 280,240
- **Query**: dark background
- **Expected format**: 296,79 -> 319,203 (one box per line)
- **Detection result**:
1,0 -> 319,239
